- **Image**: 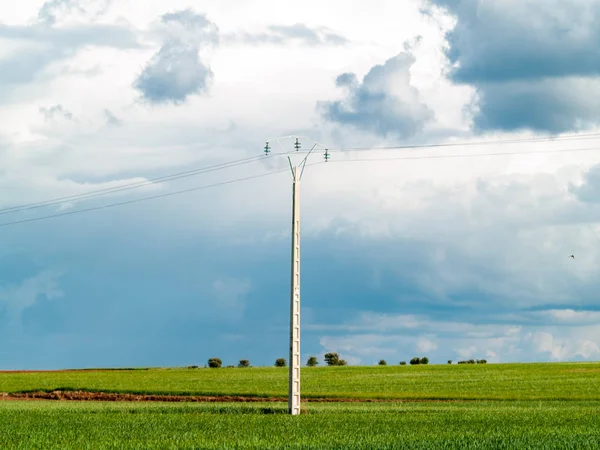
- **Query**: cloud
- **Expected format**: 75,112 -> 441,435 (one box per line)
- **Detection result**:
416,336 -> 438,352
38,0 -> 113,25
0,21 -> 140,90
319,51 -> 433,138
0,270 -> 64,333
103,109 -> 122,126
427,0 -> 600,133
472,77 -> 600,133
133,9 -> 218,105
315,311 -> 600,363
575,340 -> 600,359
570,164 -> 600,203
541,309 -> 600,326
3,0 -> 600,370
133,42 -> 213,104
40,104 -> 74,121
530,331 -> 570,361
227,23 -> 348,46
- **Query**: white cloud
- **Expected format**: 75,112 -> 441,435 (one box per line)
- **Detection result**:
416,336 -> 438,352
315,311 -> 600,363
575,340 -> 600,359
0,270 -> 64,333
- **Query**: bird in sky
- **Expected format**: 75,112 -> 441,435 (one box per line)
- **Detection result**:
569,255 -> 575,259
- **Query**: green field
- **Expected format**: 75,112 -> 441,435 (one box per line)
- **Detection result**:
2,363 -> 600,400
1,401 -> 599,449
2,363 -> 600,449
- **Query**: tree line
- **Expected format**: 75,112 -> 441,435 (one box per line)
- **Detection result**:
199,353 -> 487,368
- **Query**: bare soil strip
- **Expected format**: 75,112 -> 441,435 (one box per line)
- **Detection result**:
0,391 -> 470,403
0,369 -> 148,373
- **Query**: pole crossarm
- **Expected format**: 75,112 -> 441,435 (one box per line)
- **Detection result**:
265,135 -> 330,175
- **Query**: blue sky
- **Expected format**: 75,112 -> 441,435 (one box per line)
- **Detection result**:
1,0 -> 600,369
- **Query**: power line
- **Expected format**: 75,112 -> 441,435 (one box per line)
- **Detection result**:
0,165 -> 318,228
328,145 -> 600,163
4,138 -> 600,228
294,132 -> 600,154
0,153 -> 288,217
7,134 -> 599,217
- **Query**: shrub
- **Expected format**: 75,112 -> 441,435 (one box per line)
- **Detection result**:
420,357 -> 429,365
447,360 -> 452,365
238,360 -> 250,368
410,357 -> 421,365
306,356 -> 318,367
378,359 -> 387,365
275,358 -> 287,367
324,352 -> 340,366
399,361 -> 407,365
323,352 -> 347,366
207,358 -> 222,368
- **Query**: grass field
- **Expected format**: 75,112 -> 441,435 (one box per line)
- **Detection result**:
2,362 -> 600,400
2,363 -> 600,449
1,401 -> 599,449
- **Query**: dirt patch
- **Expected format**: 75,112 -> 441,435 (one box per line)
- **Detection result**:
0,369 -> 148,374
0,391 -> 471,403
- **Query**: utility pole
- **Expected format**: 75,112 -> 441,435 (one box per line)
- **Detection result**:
263,136 -> 326,416
288,164 -> 301,415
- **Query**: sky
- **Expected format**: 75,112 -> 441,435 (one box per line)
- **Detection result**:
1,0 -> 600,369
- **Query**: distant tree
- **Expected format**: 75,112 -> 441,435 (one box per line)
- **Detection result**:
307,356 -> 318,367
399,361 -> 407,366
188,365 -> 199,369
338,359 -> 347,366
420,357 -> 429,365
447,360 -> 452,365
477,359 -> 487,364
208,358 -> 222,368
238,360 -> 250,368
226,365 -> 234,368
275,358 -> 287,367
378,359 -> 387,366
324,352 -> 340,366
410,357 -> 421,365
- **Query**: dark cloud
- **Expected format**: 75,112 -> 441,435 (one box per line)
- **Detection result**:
133,41 -> 213,105
428,0 -> 600,133
318,52 -> 433,138
133,9 -> 218,105
432,0 -> 600,83
473,78 -> 600,133
0,22 -> 140,88
229,23 -> 348,46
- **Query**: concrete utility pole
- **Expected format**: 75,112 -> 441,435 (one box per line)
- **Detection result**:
264,136 -> 324,416
288,164 -> 301,415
